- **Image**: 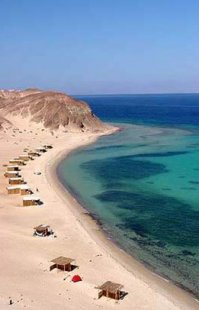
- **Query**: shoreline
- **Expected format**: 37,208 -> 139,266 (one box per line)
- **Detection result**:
0,124 -> 198,309
53,175 -> 198,300
48,129 -> 198,309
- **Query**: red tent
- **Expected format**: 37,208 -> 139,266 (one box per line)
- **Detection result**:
72,275 -> 82,283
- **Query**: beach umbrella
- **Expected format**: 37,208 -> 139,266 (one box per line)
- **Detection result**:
72,275 -> 82,283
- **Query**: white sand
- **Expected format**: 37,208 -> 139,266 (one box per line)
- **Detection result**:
0,124 -> 198,310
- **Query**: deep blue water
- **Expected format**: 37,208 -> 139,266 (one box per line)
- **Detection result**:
78,93 -> 199,128
58,94 -> 199,297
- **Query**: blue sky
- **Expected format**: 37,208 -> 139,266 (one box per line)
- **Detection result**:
1,0 -> 199,94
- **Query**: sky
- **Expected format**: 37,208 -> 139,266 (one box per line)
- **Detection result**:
1,0 -> 199,95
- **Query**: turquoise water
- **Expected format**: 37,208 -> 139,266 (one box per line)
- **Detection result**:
57,95 -> 199,297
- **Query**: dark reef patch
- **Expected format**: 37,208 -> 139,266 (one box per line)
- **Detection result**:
81,156 -> 168,183
85,144 -> 127,153
181,250 -> 196,257
181,187 -> 197,191
132,151 -> 188,158
189,181 -> 199,185
94,189 -> 199,247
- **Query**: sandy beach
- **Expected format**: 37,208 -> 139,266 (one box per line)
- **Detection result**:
0,125 -> 198,310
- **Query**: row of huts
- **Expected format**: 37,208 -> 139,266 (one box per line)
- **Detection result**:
3,143 -> 125,301
3,144 -> 53,206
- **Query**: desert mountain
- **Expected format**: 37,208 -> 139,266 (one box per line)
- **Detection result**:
0,89 -> 106,132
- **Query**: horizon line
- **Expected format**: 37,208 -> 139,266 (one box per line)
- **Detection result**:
72,91 -> 199,97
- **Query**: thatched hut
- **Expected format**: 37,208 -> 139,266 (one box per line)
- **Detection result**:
33,224 -> 52,237
50,256 -> 75,271
19,154 -> 32,161
9,159 -> 26,166
43,144 -> 53,149
4,171 -> 21,178
20,185 -> 33,195
28,151 -> 41,157
36,147 -> 47,153
22,195 -> 41,206
96,281 -> 123,300
7,185 -> 21,195
9,177 -> 24,185
7,185 -> 32,195
7,165 -> 20,172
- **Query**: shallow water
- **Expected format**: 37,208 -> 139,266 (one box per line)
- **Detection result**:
58,94 -> 199,297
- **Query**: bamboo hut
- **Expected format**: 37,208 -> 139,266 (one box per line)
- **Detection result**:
20,185 -> 33,195
4,171 -> 21,178
7,185 -> 32,195
7,185 -> 21,194
33,224 -> 52,237
22,195 -> 41,206
9,159 -> 26,166
43,144 -> 53,149
18,154 -> 32,161
50,256 -> 75,271
9,177 -> 24,185
36,147 -> 47,153
7,165 -> 20,172
96,281 -> 123,300
28,151 -> 40,157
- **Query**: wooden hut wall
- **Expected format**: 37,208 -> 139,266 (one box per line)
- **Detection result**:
5,172 -> 19,178
19,156 -> 29,161
7,167 -> 19,171
8,188 -> 20,194
23,200 -> 36,206
20,189 -> 30,195
10,161 -> 24,166
9,179 -> 24,185
57,264 -> 71,271
100,290 -> 120,300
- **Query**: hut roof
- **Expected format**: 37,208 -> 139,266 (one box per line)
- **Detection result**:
7,165 -> 19,168
7,186 -> 19,190
34,224 -> 50,232
23,195 -> 40,201
51,256 -> 74,265
10,159 -> 24,163
28,151 -> 40,155
9,177 -> 23,180
96,281 -> 123,293
7,185 -> 30,190
6,171 -> 19,174
36,147 -> 46,151
19,185 -> 30,189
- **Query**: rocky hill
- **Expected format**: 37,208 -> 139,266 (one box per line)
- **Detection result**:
0,89 -> 106,132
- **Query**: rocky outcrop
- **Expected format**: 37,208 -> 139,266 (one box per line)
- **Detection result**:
0,89 -> 106,132
0,116 -> 12,130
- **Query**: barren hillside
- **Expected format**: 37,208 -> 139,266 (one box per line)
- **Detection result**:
0,89 -> 106,132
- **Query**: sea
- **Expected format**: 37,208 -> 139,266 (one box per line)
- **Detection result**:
57,94 -> 199,298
